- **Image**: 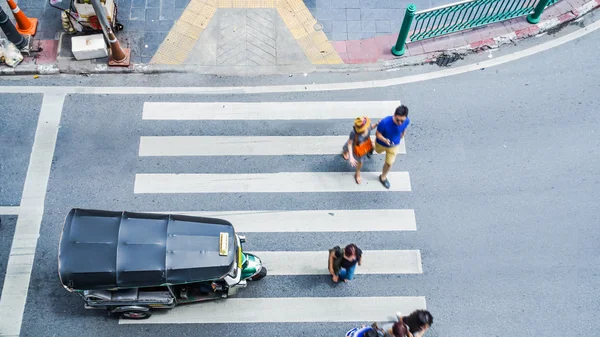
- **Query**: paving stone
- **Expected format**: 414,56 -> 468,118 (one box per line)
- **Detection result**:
304,0 -> 317,8
333,0 -> 347,8
146,0 -> 160,8
130,7 -> 146,20
347,20 -> 362,32
173,8 -> 185,19
175,0 -> 190,8
132,0 -> 145,8
144,31 -> 167,45
320,20 -> 333,33
315,8 -> 333,20
376,20 -> 391,33
316,0 -> 333,8
360,37 -> 378,56
158,20 -> 175,31
345,0 -> 361,8
142,43 -> 160,57
331,32 -> 348,40
126,19 -> 146,32
160,0 -> 176,19
361,31 -> 377,38
362,20 -> 376,32
345,40 -> 363,53
361,8 -> 389,20
331,40 -> 347,53
145,18 -> 161,30
146,7 -> 160,20
330,9 -> 347,20
118,7 -> 132,21
347,32 -> 363,40
333,20 -> 348,32
359,0 -> 377,8
346,8 -> 361,20
118,0 -> 133,8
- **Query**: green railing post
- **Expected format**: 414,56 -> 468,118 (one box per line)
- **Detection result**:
392,4 -> 417,56
527,0 -> 551,24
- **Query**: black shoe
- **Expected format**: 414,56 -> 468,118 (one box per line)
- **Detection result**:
379,175 -> 390,189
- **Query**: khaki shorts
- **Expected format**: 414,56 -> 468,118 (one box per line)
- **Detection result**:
375,142 -> 401,165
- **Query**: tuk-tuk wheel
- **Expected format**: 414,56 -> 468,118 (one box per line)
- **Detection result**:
120,310 -> 152,319
251,267 -> 267,281
115,23 -> 124,31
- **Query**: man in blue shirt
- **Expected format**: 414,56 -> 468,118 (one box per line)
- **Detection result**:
375,105 -> 410,189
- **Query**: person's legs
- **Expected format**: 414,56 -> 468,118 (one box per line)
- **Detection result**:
339,267 -> 348,280
345,264 -> 357,280
380,145 -> 399,188
354,161 -> 363,184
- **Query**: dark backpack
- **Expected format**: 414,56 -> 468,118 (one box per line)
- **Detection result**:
328,246 -> 344,275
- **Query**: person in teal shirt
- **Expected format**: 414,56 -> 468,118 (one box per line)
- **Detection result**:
374,105 -> 410,189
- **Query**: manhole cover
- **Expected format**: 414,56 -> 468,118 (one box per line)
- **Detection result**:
314,23 -> 323,31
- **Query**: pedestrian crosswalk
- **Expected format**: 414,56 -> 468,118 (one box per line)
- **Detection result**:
134,172 -> 412,193
139,136 -> 407,156
155,209 -> 417,232
124,101 -> 426,326
142,101 -> 401,120
121,297 -> 427,324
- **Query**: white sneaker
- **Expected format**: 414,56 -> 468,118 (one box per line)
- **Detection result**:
396,312 -> 402,321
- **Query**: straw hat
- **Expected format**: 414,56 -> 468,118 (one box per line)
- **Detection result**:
354,116 -> 371,133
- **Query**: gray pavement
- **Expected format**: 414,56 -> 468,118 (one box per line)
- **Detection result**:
0,94 -> 42,206
0,216 -> 17,301
0,22 -> 599,337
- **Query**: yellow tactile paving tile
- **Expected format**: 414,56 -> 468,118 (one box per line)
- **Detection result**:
150,0 -> 216,64
277,0 -> 342,64
152,0 -> 342,65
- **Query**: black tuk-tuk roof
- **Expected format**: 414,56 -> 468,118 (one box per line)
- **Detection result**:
58,208 -> 236,290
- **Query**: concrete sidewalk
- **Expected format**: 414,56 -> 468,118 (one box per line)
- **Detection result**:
1,0 -> 599,75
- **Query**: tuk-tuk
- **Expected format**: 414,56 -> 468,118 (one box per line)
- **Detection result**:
58,208 -> 267,319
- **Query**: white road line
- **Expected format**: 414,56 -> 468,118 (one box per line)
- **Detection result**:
142,101 -> 401,120
158,209 -> 417,232
134,172 -> 411,193
254,250 -> 422,275
139,136 -> 406,156
0,206 -> 20,215
0,94 -> 65,337
1,19 -> 599,95
119,296 -> 427,324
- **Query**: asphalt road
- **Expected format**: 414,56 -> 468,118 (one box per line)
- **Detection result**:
1,18 -> 599,337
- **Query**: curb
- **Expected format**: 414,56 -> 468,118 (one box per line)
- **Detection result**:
453,0 -> 600,53
1,0 -> 598,76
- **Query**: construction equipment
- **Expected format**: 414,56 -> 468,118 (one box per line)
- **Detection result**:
49,0 -> 123,34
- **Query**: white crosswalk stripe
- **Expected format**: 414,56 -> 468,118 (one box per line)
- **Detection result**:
120,297 -> 427,324
252,250 -> 422,275
126,100 -> 426,326
143,101 -> 401,120
134,172 -> 411,193
155,209 -> 417,232
139,136 -> 406,156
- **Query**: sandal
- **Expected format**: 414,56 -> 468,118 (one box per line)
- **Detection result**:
379,175 -> 390,189
355,173 -> 362,184
342,151 -> 349,160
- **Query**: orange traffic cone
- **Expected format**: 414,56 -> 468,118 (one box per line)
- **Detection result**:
6,0 -> 37,36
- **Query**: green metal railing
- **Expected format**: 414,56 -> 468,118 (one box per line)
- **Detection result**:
392,0 -> 559,56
